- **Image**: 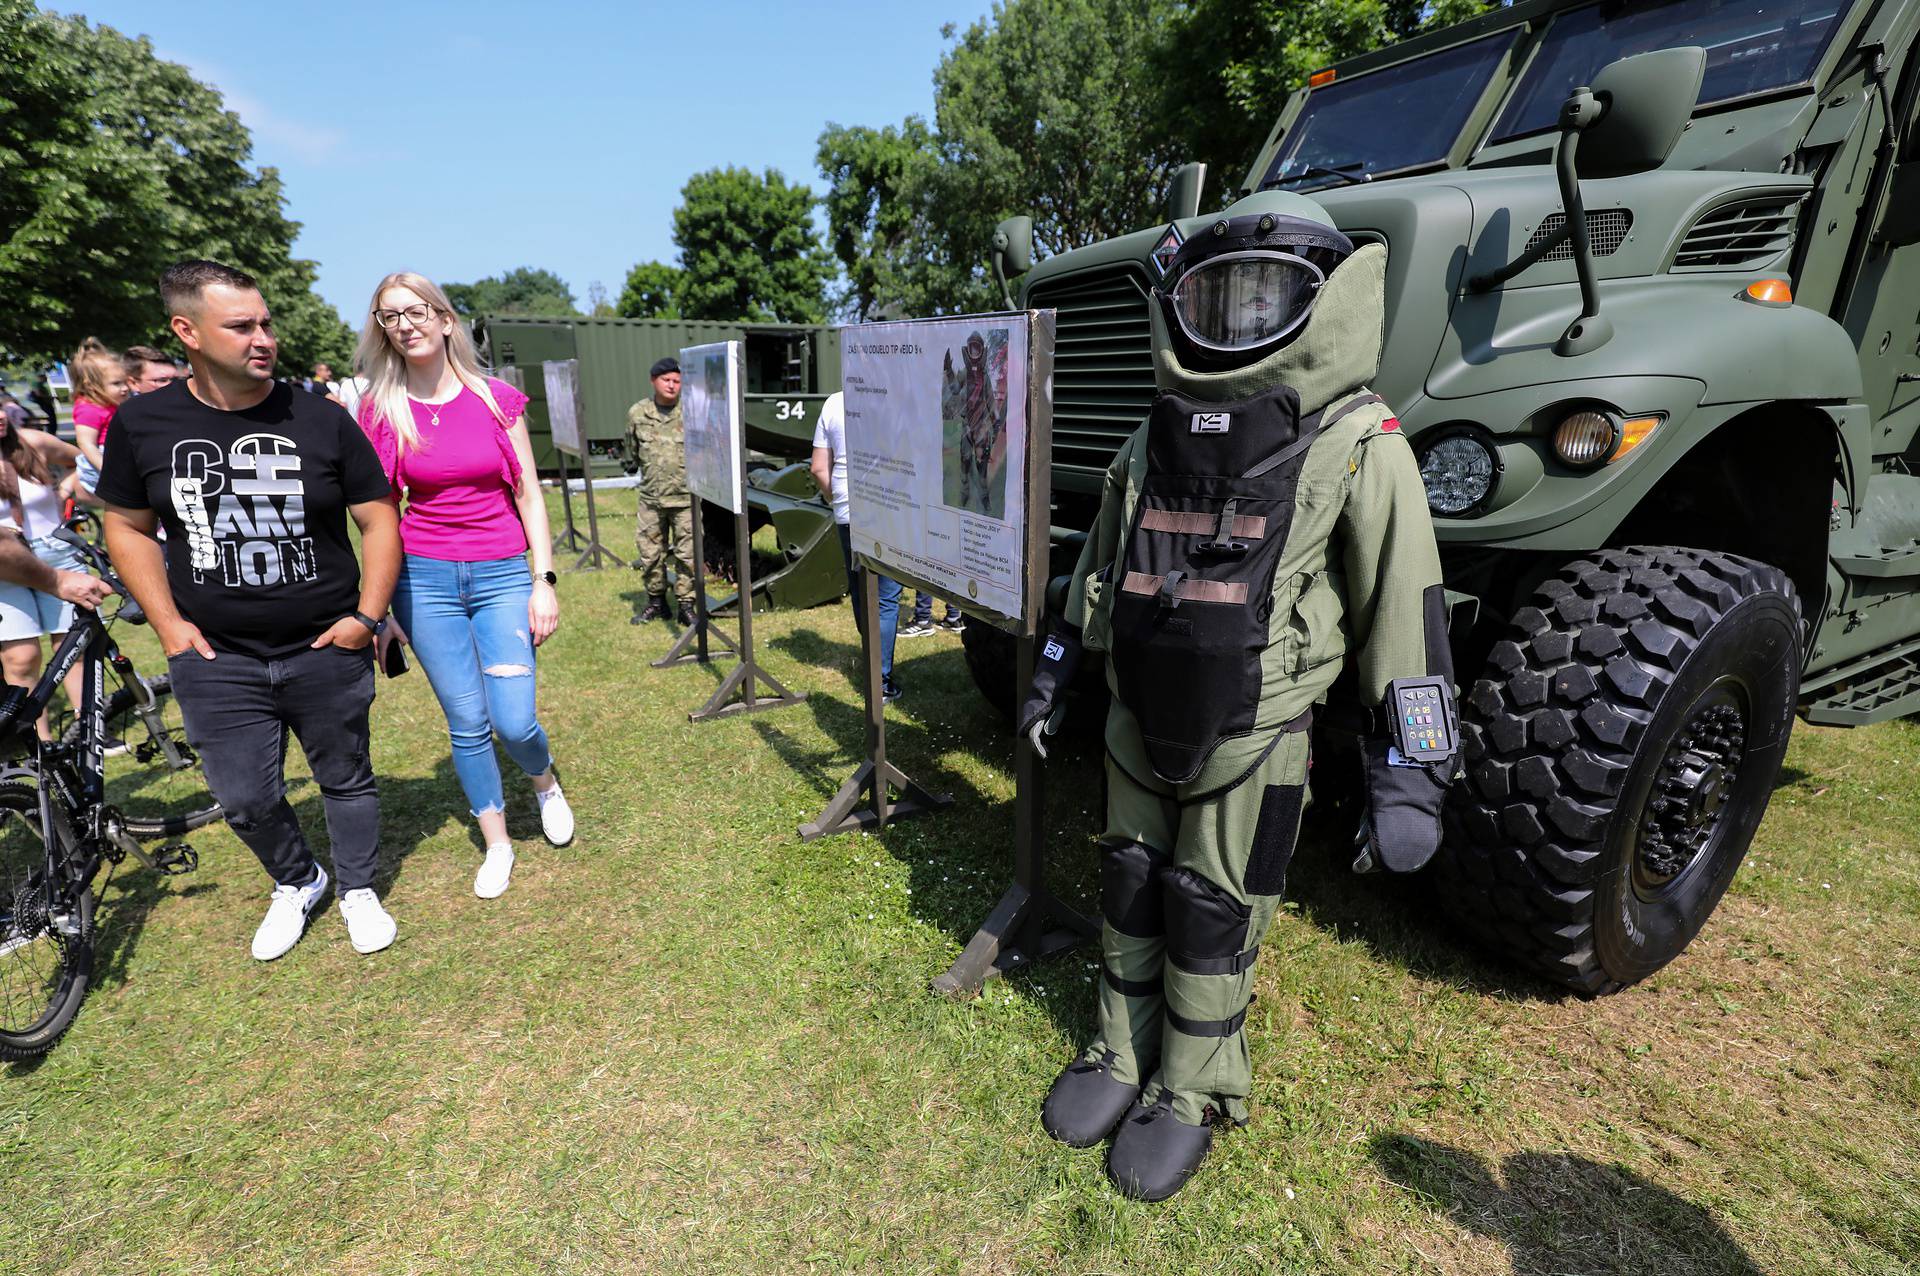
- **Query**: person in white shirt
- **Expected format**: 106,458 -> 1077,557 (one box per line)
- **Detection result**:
0,414 -> 93,737
810,390 -> 903,702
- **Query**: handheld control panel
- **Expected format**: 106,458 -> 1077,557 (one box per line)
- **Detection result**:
1386,676 -> 1458,765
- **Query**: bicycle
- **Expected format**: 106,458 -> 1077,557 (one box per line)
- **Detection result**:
0,530 -> 222,1060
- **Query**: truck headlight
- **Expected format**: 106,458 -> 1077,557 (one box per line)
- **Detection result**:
1418,428 -> 1500,516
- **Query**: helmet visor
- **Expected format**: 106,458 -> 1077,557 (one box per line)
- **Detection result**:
1166,251 -> 1325,353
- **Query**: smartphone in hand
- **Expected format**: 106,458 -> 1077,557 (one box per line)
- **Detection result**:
382,636 -> 409,678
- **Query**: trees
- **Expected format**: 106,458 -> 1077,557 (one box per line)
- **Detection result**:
0,1 -> 353,374
614,261 -> 684,320
441,267 -> 579,319
669,167 -> 832,323
814,0 -> 1507,316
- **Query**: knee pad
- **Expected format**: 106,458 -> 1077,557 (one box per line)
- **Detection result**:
1160,866 -> 1257,978
1100,839 -> 1169,939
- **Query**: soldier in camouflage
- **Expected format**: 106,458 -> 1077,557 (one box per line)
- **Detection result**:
626,357 -> 696,625
1018,193 -> 1460,1202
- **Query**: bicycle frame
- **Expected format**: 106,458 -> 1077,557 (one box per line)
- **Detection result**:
20,607 -> 174,907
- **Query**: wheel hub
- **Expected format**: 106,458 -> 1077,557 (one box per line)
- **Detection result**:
1638,701 -> 1747,890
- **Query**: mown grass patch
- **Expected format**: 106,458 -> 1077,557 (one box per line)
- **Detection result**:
3,488 -> 1916,1274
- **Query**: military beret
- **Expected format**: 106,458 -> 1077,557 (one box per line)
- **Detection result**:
650,357 -> 679,379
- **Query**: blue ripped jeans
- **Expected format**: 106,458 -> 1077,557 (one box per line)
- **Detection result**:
392,554 -> 553,817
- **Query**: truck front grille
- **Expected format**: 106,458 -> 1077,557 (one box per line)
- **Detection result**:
1028,266 -> 1157,481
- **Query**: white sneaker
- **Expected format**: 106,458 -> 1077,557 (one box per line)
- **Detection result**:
338,888 -> 396,954
251,866 -> 330,961
474,844 -> 515,899
536,783 -> 574,846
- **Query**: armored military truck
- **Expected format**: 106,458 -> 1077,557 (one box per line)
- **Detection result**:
983,0 -> 1920,994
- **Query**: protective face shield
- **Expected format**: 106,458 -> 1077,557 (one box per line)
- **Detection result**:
1155,212 -> 1354,372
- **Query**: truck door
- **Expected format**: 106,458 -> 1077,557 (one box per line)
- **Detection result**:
1839,39 -> 1920,459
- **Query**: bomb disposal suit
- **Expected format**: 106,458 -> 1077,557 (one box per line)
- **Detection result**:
1018,192 -> 1459,1202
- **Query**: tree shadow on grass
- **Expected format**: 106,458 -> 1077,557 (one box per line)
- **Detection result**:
1371,1133 -> 1765,1275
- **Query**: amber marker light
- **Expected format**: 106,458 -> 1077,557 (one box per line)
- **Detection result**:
1610,413 -> 1663,462
1308,68 -> 1338,87
1746,278 -> 1793,304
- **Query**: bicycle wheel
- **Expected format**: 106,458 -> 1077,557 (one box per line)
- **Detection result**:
72,675 -> 223,838
0,777 -> 95,1061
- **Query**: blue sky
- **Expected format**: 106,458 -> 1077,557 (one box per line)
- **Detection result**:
72,0 -> 979,318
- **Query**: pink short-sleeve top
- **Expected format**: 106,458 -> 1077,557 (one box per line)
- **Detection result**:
73,397 -> 114,445
358,378 -> 530,562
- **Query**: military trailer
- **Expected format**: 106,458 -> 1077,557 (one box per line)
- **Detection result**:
475,314 -> 847,609
984,0 -> 1920,994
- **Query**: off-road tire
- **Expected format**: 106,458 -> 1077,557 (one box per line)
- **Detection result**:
1435,547 -> 1801,995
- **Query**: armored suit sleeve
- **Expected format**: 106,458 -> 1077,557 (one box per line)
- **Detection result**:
1020,427 -> 1140,742
1339,416 -> 1458,872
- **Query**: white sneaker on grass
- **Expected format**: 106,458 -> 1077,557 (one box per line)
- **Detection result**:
536,783 -> 574,846
338,888 -> 396,954
251,866 -> 330,961
474,844 -> 515,899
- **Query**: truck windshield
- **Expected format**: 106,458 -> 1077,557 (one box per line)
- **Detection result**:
1490,0 -> 1845,143
1262,31 -> 1517,190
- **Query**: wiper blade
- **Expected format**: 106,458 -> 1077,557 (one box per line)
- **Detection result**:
1263,162 -> 1371,191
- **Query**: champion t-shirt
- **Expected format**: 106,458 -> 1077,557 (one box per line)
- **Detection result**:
93,379 -> 391,658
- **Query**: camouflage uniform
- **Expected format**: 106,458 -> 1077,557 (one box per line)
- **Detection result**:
626,396 -> 696,607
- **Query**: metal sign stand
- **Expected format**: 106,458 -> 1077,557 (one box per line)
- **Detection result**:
550,447 -> 588,554
540,359 -> 624,571
930,311 -> 1093,997
799,561 -> 952,840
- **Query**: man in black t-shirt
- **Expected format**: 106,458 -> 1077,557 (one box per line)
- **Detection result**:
98,260 -> 403,962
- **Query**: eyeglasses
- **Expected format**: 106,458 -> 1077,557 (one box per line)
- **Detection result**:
372,303 -> 439,329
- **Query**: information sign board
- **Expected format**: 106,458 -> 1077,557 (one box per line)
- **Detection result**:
842,314 -> 1045,626
541,359 -> 583,456
680,340 -> 745,514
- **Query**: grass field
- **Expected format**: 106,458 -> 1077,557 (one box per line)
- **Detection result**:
3,490 -> 1917,1274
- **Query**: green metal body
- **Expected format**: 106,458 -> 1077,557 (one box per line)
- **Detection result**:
1016,0 -> 1920,726
476,314 -> 846,609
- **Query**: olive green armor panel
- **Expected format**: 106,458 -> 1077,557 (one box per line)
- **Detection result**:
626,397 -> 691,508
1063,242 -> 1447,1126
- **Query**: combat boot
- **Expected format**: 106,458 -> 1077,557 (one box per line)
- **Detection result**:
1106,1090 -> 1237,1202
677,601 -> 695,626
633,594 -> 668,625
1040,1048 -> 1141,1148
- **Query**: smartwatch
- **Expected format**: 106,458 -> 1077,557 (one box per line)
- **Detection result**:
538,570 -> 558,586
349,610 -> 385,635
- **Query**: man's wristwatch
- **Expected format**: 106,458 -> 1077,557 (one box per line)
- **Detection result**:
537,570 -> 558,586
349,610 -> 385,635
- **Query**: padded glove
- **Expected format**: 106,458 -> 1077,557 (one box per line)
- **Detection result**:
1353,736 -> 1457,874
1018,622 -> 1081,759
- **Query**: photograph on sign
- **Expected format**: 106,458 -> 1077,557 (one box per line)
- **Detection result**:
680,340 -> 744,514
843,315 -> 1030,623
541,359 -> 582,455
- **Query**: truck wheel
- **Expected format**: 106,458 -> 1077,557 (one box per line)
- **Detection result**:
1436,547 -> 1801,995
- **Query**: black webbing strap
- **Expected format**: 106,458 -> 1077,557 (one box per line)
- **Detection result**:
1165,1004 -> 1249,1039
1103,966 -> 1160,997
1244,393 -> 1384,480
1170,945 -> 1261,976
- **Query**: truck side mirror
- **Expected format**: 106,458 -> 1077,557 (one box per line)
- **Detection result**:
1576,45 -> 1707,180
1166,162 -> 1208,221
991,215 -> 1035,308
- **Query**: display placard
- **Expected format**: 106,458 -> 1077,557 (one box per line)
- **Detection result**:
680,340 -> 745,514
541,359 -> 583,456
842,314 -> 1046,627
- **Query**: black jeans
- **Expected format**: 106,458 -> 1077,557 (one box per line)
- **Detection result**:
168,643 -> 381,891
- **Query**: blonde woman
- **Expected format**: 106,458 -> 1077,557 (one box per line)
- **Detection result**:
355,272 -> 573,899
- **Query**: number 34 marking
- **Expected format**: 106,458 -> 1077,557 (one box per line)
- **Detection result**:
774,400 -> 807,420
